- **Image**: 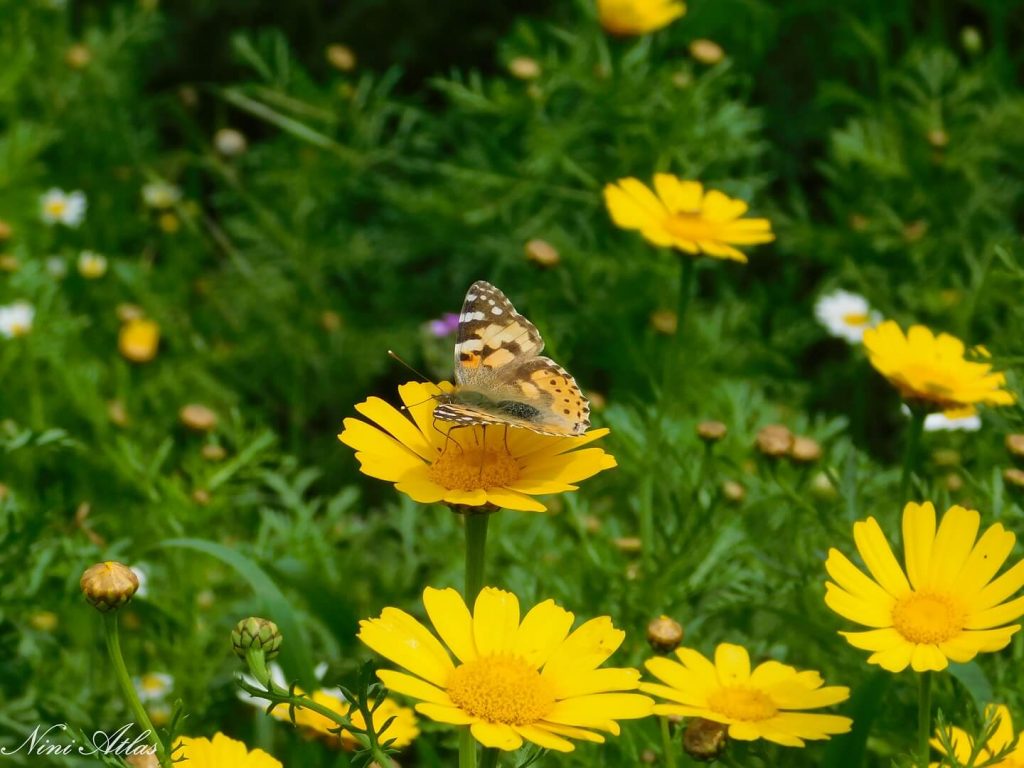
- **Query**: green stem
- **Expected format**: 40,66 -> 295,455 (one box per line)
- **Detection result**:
676,256 -> 696,332
901,408 -> 926,500
660,716 -> 679,768
460,511 -> 492,768
918,671 -> 932,768
480,747 -> 500,768
464,512 -> 490,603
102,613 -> 170,767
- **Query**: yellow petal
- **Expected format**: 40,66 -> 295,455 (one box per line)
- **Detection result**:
865,643 -> 914,672
909,644 -> 949,672
975,560 -> 1024,610
854,517 -> 911,597
825,549 -> 897,605
482,487 -> 548,512
470,722 -> 522,751
513,724 -> 574,752
604,179 -> 668,230
473,588 -> 520,656
512,600 -> 575,669
903,502 -> 937,590
423,587 -> 477,663
358,608 -> 454,687
927,506 -> 980,590
643,657 -> 714,703
824,582 -> 894,628
553,667 -> 640,698
545,693 -> 653,727
954,523 -> 1016,599
965,595 -> 1024,629
542,617 -> 624,682
653,175 -> 703,214
354,397 -> 435,460
376,670 -> 452,706
713,643 -> 751,685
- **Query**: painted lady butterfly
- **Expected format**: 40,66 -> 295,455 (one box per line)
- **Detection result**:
433,281 -> 591,437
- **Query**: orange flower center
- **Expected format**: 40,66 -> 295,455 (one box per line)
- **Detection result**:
842,312 -> 869,327
447,655 -> 554,725
707,686 -> 777,722
428,447 -> 520,490
891,592 -> 965,644
662,213 -> 717,242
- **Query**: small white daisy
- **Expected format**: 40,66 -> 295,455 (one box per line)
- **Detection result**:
77,251 -> 107,279
142,181 -> 182,210
814,289 -> 882,343
134,672 -> 174,703
40,188 -> 87,227
902,404 -> 982,432
0,302 -> 35,338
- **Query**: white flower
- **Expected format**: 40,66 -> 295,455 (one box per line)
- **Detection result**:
0,302 -> 35,338
214,128 -> 247,157
814,289 -> 882,343
77,251 -> 107,279
134,672 -> 174,703
142,181 -> 182,210
131,565 -> 148,597
40,188 -> 86,227
46,257 -> 68,279
902,403 -> 982,432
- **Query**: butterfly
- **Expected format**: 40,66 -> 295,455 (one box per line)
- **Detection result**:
432,281 -> 591,437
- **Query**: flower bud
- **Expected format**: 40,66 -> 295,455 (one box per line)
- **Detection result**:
1006,434 -> 1024,459
0,255 -> 17,273
944,473 -> 964,493
232,617 -> 282,660
683,717 -> 729,761
201,444 -> 227,462
321,310 -> 342,331
613,536 -> 643,554
107,399 -> 129,427
696,421 -> 727,443
116,303 -> 145,323
903,220 -> 928,242
0,220 -> 11,241
789,436 -> 822,463
508,56 -> 542,80
926,128 -> 949,149
646,615 -> 684,653
29,611 -> 59,632
722,480 -> 745,504
180,404 -> 218,432
961,26 -> 983,55
524,238 -> 559,267
650,310 -> 678,335
81,561 -> 139,612
326,44 -> 357,72
810,471 -> 837,500
1004,468 -> 1024,490
214,128 -> 248,157
689,39 -> 724,65
931,449 -> 960,468
756,424 -> 793,458
126,754 -> 160,768
65,43 -> 92,70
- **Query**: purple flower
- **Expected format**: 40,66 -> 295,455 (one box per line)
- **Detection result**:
428,312 -> 460,338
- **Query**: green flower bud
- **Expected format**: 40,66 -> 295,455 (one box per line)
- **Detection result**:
231,617 -> 282,660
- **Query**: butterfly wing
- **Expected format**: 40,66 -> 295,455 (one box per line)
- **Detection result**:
435,281 -> 590,436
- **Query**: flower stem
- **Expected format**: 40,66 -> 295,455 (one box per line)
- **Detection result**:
464,512 -> 490,603
460,511 -> 491,768
901,407 -> 926,500
660,716 -> 678,768
480,747 -> 500,768
917,671 -> 932,768
677,255 -> 696,333
102,613 -> 170,767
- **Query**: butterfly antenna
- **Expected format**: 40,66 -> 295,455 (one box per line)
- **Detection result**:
387,350 -> 431,383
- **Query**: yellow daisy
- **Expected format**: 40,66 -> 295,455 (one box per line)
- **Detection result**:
603,175 -> 774,262
597,0 -> 685,36
863,321 -> 1014,411
279,690 -> 419,750
119,319 -> 160,363
825,502 -> 1024,672
173,733 -> 281,767
338,381 -> 617,512
641,643 -> 852,747
931,704 -> 1024,767
358,586 -> 654,752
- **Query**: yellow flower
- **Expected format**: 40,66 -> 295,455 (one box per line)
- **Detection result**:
597,0 -> 685,36
931,704 -> 1024,767
825,502 -> 1024,672
119,319 -> 160,363
863,321 -> 1014,411
173,733 -> 281,768
338,381 -> 616,512
641,643 -> 852,747
603,175 -> 774,262
358,586 -> 653,752
275,689 -> 419,750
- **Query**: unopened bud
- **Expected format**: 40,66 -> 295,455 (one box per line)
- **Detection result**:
508,56 -> 542,80
126,754 -> 160,768
81,561 -> 139,612
683,717 -> 729,761
810,471 -> 837,500
926,128 -> 949,149
650,309 -> 678,335
180,404 -> 218,432
524,238 -> 559,267
321,310 -> 342,332
756,424 -> 793,458
903,220 -> 928,243
65,43 -> 92,70
232,617 -> 282,660
1004,468 -> 1024,489
689,39 -> 724,65
116,303 -> 145,323
201,444 -> 227,462
0,220 -> 12,241
1006,434 -> 1024,459
326,44 -> 357,72
646,616 -> 684,653
961,26 -> 983,55
614,536 -> 643,554
697,421 -> 727,443
789,436 -> 822,463
722,480 -> 746,504
945,473 -> 964,493
214,128 -> 248,157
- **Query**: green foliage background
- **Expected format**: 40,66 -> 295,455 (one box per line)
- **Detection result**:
1,0 -> 1024,765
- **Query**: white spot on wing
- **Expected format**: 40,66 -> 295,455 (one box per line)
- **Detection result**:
490,306 -> 504,315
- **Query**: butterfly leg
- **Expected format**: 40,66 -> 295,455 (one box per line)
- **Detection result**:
503,424 -> 511,455
479,424 -> 487,479
433,418 -> 464,455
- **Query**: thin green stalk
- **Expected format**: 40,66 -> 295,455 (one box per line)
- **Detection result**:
464,512 -> 490,602
661,256 -> 697,395
480,747 -> 500,768
460,511 -> 492,768
660,716 -> 679,768
918,672 -> 932,768
102,614 -> 170,767
901,408 -> 926,500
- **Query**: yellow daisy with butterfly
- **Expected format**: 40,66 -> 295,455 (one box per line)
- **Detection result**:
339,282 -> 616,512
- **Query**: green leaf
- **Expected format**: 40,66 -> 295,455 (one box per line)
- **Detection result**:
161,538 -> 317,688
949,661 -> 993,715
